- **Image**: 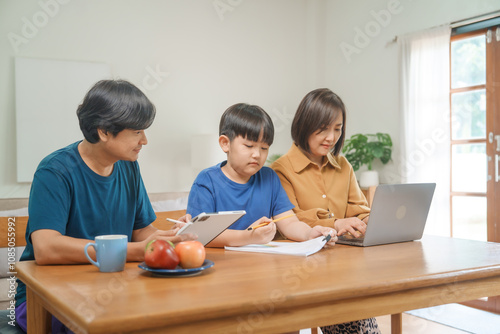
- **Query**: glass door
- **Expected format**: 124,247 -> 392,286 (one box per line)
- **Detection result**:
450,31 -> 487,241
450,26 -> 500,313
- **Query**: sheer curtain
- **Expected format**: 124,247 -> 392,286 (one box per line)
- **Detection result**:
398,26 -> 451,236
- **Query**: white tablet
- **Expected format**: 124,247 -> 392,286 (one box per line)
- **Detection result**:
175,210 -> 246,246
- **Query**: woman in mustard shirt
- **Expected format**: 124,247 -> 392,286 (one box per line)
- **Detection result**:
271,88 -> 380,334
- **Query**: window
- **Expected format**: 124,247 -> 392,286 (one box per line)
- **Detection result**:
450,20 -> 500,314
449,31 -> 487,241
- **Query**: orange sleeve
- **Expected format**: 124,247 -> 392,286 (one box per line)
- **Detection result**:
271,160 -> 337,228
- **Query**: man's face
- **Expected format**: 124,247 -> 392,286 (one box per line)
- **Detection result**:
103,129 -> 148,162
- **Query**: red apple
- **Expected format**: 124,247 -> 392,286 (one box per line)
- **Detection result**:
144,239 -> 179,269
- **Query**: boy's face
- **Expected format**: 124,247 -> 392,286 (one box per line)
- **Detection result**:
99,129 -> 148,162
220,135 -> 269,183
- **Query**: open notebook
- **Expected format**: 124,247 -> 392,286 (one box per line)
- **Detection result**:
224,235 -> 330,256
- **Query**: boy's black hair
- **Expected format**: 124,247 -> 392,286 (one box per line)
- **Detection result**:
77,80 -> 156,143
219,103 -> 274,146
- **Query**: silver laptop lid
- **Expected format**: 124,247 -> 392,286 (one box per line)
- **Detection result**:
361,183 -> 436,246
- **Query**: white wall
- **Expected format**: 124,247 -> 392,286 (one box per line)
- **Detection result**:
0,0 -> 326,198
1,0 -> 499,199
325,0 -> 500,184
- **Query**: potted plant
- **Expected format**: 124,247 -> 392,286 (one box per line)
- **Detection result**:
266,153 -> 282,166
342,133 -> 392,188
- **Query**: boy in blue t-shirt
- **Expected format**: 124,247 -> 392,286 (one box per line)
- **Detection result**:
15,80 -> 195,334
185,103 -> 337,247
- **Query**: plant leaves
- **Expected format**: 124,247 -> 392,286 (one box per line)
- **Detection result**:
342,132 -> 392,171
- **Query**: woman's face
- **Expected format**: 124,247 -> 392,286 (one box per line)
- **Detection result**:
307,113 -> 343,160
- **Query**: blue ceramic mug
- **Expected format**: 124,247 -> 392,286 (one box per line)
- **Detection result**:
84,235 -> 127,272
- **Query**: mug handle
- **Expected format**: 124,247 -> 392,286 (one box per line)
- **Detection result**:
84,242 -> 100,268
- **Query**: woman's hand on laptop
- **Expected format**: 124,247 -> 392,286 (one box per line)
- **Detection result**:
334,217 -> 367,238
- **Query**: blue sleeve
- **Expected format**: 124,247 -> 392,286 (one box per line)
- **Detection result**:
28,168 -> 71,239
270,170 -> 295,217
186,173 -> 217,218
133,164 -> 156,230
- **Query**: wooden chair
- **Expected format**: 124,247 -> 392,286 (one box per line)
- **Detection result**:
365,185 -> 377,208
0,216 -> 28,248
0,216 -> 28,332
0,211 -> 185,248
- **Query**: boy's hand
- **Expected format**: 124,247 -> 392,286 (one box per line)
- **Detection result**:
248,217 -> 276,244
309,225 -> 337,247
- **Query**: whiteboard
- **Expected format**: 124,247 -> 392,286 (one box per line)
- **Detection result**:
15,57 -> 111,182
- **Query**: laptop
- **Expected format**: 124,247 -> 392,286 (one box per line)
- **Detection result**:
337,183 -> 436,247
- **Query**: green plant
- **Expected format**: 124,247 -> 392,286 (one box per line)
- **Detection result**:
342,133 -> 392,171
266,153 -> 282,166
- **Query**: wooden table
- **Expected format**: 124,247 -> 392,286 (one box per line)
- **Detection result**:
16,235 -> 500,334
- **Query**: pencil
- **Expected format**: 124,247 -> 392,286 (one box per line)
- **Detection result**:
246,214 -> 296,231
166,218 -> 184,225
271,214 -> 295,223
246,222 -> 270,231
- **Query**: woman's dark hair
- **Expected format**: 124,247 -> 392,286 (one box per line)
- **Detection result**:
291,88 -> 346,156
219,103 -> 274,146
77,80 -> 156,143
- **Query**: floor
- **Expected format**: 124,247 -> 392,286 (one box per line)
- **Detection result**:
299,312 -> 469,334
375,313 -> 469,333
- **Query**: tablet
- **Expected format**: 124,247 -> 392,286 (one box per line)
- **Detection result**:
176,210 -> 246,246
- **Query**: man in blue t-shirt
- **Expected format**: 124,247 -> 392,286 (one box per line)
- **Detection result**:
15,80 -> 195,333
185,103 -> 337,248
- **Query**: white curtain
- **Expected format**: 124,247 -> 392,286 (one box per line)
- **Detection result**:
398,26 -> 451,236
